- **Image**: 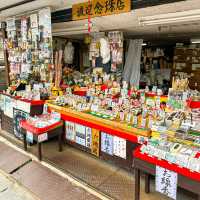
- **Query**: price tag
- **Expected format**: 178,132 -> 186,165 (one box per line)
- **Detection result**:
43,104 -> 48,114
155,97 -> 161,108
126,113 -> 132,123
26,131 -> 33,143
38,133 -> 48,143
137,136 -> 148,144
91,104 -> 99,112
141,118 -> 146,128
133,116 -> 138,126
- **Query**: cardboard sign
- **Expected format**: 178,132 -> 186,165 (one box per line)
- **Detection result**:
156,166 -> 178,200
38,133 -> 48,143
91,128 -> 100,157
72,0 -> 131,21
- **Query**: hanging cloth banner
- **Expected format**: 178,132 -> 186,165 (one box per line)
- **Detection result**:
72,0 -> 131,21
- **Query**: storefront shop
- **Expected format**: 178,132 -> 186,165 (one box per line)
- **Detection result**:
0,0 -> 199,200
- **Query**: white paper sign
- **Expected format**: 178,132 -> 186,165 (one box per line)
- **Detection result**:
85,127 -> 92,149
101,132 -> 113,155
38,133 -> 48,143
113,136 -> 126,159
4,96 -> 14,118
16,100 -> 31,113
156,166 -> 178,200
26,131 -> 33,143
65,121 -> 76,141
75,124 -> 86,146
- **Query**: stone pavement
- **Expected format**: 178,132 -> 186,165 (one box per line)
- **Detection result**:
0,133 -> 197,200
0,171 -> 37,200
0,137 -> 104,200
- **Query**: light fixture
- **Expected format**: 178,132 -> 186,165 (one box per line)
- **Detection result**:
191,39 -> 200,44
53,25 -> 99,36
139,9 -> 200,26
142,43 -> 147,46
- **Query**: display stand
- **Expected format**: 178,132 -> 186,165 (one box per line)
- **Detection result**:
47,102 -> 149,169
133,147 -> 200,200
0,93 -> 45,138
20,120 -> 63,161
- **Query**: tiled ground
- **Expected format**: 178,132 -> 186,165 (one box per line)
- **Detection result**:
0,141 -> 31,173
0,131 -> 197,200
0,170 -> 37,200
29,139 -> 197,200
13,161 -> 100,200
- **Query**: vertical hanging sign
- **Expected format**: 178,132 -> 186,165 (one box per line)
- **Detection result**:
91,128 -> 100,157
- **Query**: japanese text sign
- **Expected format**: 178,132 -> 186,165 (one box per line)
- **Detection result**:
156,166 -> 178,200
72,0 -> 131,21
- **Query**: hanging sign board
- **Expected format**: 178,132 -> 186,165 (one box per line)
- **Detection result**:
91,128 -> 100,157
72,0 -> 131,21
156,166 -> 178,200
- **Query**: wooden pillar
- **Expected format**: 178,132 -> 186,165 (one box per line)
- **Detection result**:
135,168 -> 140,200
145,173 -> 150,194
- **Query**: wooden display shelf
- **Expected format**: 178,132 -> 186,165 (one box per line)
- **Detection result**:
46,101 -> 151,143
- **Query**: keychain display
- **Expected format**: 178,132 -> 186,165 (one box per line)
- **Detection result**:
6,8 -> 53,85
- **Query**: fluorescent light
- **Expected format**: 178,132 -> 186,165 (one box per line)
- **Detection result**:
53,24 -> 99,36
52,26 -> 99,36
191,39 -> 200,44
139,9 -> 200,26
142,43 -> 147,46
53,26 -> 91,33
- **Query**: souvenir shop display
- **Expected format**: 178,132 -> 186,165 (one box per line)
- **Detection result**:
87,31 -> 123,73
20,111 -> 63,160
25,112 -> 61,129
5,8 -> 53,89
45,66 -> 200,171
140,137 -> 200,172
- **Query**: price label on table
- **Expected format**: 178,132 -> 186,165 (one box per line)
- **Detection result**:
38,133 -> 48,143
26,131 -> 33,143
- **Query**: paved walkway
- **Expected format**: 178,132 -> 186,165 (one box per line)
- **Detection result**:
0,132 -> 197,200
0,171 -> 37,200
0,137 -> 102,200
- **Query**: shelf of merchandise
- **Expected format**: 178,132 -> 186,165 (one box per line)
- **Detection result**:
133,146 -> 200,181
47,102 -> 151,143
